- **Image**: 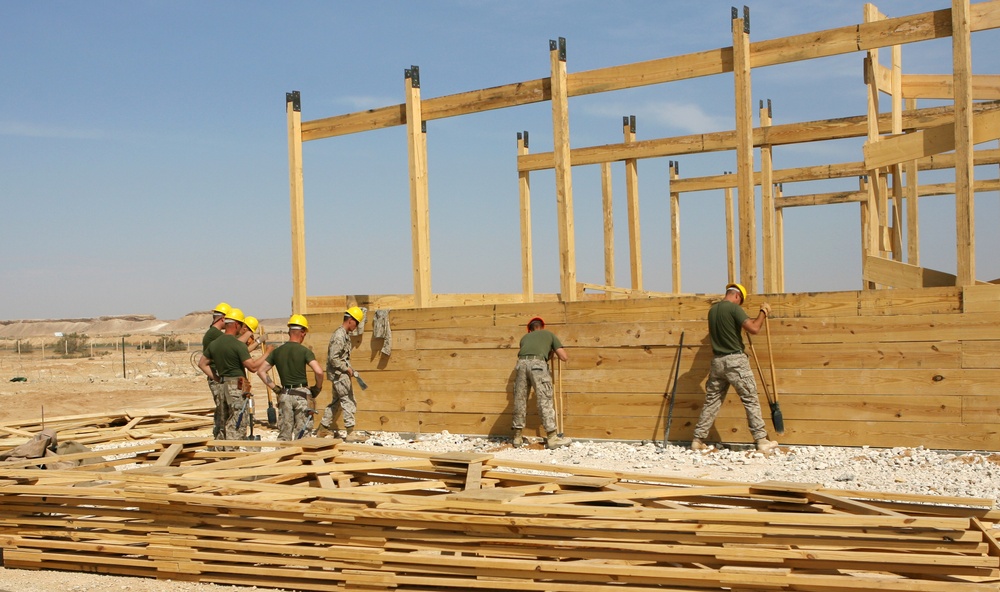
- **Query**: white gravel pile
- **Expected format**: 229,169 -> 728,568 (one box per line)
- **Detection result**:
365,430 -> 1000,506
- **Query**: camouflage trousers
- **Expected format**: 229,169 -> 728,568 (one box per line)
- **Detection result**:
321,374 -> 356,431
693,352 -> 768,441
220,377 -> 252,441
209,379 -> 226,439
512,358 -> 557,434
278,388 -> 312,441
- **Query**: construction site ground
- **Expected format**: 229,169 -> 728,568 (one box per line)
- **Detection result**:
1,350 -> 999,591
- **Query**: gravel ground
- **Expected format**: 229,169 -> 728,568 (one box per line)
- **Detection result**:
2,430 -> 999,591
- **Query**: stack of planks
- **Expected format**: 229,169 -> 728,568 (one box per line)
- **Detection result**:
0,433 -> 998,591
0,405 -> 215,449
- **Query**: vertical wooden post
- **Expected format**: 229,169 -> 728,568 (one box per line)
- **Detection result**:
953,0 -> 975,286
669,161 -> 681,293
725,179 -> 737,285
889,42 -> 905,261
862,4 -> 882,289
623,115 -> 643,291
600,161 -> 615,288
550,38 -> 577,301
286,91 -> 307,314
518,132 -> 534,302
405,66 -> 432,306
759,100 -> 776,293
732,7 -> 757,292
905,98 -> 921,265
774,183 -> 785,292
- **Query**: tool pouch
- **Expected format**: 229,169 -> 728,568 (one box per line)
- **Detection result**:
237,376 -> 252,394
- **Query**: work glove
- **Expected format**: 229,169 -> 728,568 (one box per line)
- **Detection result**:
309,385 -> 322,397
759,302 -> 772,317
271,384 -> 283,395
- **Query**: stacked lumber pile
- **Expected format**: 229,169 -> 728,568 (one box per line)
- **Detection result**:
0,405 -> 214,448
0,434 -> 998,591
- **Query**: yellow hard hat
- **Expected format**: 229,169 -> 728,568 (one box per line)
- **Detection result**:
212,302 -> 232,316
243,316 -> 259,333
225,308 -> 245,324
726,283 -> 747,303
345,306 -> 364,323
288,314 -> 309,330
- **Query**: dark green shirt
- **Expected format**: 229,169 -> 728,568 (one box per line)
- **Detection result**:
204,334 -> 251,378
266,342 -> 316,388
518,329 -> 563,359
708,299 -> 750,356
202,325 -> 223,350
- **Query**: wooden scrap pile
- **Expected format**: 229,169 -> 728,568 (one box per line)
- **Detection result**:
0,435 -> 998,591
0,405 -> 214,448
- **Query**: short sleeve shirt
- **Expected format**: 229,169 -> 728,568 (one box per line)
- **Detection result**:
266,342 -> 316,387
707,299 -> 750,356
204,334 -> 251,378
518,329 -> 563,359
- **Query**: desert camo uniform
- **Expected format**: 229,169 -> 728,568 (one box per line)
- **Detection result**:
201,324 -> 226,439
266,341 -> 317,440
512,329 -> 562,435
321,325 -> 356,433
203,333 -> 252,441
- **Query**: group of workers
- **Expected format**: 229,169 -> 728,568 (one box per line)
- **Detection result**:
197,281 -> 779,454
197,304 -> 367,444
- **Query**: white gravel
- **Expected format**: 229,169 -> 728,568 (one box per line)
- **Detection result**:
2,430 -> 998,591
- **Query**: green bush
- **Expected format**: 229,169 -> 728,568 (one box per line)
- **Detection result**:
139,336 -> 186,352
54,333 -> 89,356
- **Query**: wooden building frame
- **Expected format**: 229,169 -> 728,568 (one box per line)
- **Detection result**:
286,2 -> 1000,452
288,1 -> 1000,312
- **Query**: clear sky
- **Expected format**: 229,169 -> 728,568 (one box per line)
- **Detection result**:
3,1 -> 998,321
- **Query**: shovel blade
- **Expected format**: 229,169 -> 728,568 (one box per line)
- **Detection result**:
267,403 -> 277,427
769,401 -> 786,435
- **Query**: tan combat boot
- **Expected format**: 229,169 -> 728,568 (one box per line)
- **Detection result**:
511,428 -> 524,448
545,431 -> 572,450
345,428 -> 367,443
314,427 -> 334,438
690,437 -> 711,452
755,438 -> 779,455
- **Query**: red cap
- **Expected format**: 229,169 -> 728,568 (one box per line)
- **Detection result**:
527,317 -> 545,332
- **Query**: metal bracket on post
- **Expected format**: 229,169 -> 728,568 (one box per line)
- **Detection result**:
286,90 -> 301,112
421,121 -> 426,133
405,65 -> 420,88
767,98 -> 772,118
549,37 -> 566,61
731,6 -> 749,33
522,130 -> 529,148
629,115 -> 636,133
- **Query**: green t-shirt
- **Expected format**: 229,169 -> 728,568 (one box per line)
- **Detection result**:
518,329 -> 563,358
266,342 -> 316,387
708,299 -> 750,356
204,334 -> 251,378
202,325 -> 223,350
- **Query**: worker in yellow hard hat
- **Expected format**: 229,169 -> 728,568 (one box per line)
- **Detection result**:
238,315 -> 264,354
197,308 -> 266,445
256,314 -> 324,440
317,306 -> 366,442
691,283 -> 778,455
202,302 -> 233,440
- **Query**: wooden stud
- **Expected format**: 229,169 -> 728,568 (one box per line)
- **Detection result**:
549,38 -> 577,301
669,162 -> 681,293
623,115 -> 643,291
600,161 -> 615,288
760,100 -> 777,293
286,91 -> 307,314
732,9 -> 757,292
953,0 -> 976,286
405,67 -> 432,306
518,132 -> 534,301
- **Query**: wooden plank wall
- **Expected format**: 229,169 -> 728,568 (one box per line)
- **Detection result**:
303,286 -> 1000,451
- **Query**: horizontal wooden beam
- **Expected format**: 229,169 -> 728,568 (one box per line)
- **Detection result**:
777,190 -> 867,209
864,107 -> 1000,169
863,256 -> 960,288
301,2 -> 1000,142
902,73 -> 1000,99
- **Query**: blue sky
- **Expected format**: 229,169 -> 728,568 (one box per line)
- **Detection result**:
2,1 -> 998,320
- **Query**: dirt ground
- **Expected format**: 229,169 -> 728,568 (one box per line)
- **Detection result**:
0,349 -> 283,591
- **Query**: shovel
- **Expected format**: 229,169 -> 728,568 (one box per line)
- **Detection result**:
662,331 -> 685,446
747,333 -> 784,435
763,316 -> 785,435
265,387 -> 278,427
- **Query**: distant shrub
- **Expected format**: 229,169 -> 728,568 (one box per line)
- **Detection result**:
54,333 -> 89,357
139,336 -> 186,352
